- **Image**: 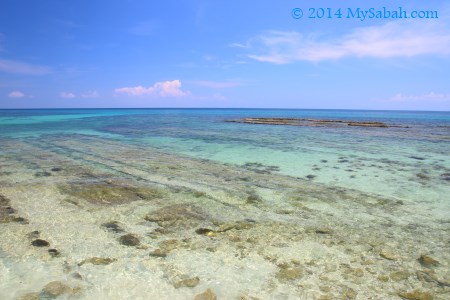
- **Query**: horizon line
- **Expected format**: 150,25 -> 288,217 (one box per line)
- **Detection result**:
0,107 -> 449,113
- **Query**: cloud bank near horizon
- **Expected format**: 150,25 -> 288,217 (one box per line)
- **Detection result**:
115,80 -> 191,97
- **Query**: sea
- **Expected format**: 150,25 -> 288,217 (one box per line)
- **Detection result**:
0,108 -> 449,299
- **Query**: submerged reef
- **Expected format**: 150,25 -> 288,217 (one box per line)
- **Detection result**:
58,181 -> 164,205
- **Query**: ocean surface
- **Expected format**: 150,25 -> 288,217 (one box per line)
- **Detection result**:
0,108 -> 449,299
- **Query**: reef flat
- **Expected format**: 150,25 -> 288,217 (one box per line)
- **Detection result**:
225,118 -> 405,128
0,135 -> 449,299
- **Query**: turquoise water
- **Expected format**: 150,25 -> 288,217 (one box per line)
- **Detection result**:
1,108 -> 449,299
1,108 -> 449,203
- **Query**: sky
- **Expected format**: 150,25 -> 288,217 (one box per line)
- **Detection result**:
1,0 -> 450,110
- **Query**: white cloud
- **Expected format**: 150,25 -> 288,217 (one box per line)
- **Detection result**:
8,91 -> 25,98
240,20 -> 450,63
115,80 -> 190,97
81,90 -> 99,98
60,92 -> 76,98
229,42 -> 250,49
390,92 -> 450,102
190,80 -> 241,89
0,58 -> 51,75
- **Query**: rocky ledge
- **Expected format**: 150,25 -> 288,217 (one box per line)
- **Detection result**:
225,118 -> 404,128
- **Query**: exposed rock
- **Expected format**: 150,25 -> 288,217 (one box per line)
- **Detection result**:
51,167 -> 63,172
194,288 -> 217,300
41,281 -> 73,298
398,289 -> 433,300
48,249 -> 61,257
78,257 -> 117,266
31,239 -> 50,247
102,221 -> 124,233
174,276 -> 200,288
118,233 -> 140,246
418,254 -> 439,268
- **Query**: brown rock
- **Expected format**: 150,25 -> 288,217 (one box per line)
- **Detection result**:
418,254 -> 439,268
195,228 -> 215,236
145,204 -> 207,227
315,228 -> 333,234
71,272 -> 83,280
390,270 -> 410,282
149,249 -> 167,258
398,289 -> 433,300
194,288 -> 217,300
59,182 -> 163,205
16,292 -> 40,300
416,270 -> 450,287
340,286 -> 357,299
174,276 -> 200,288
31,239 -> 50,247
78,257 -> 117,266
216,223 -> 236,232
118,233 -> 140,246
41,281 -> 71,298
380,249 -> 399,261
276,267 -> 304,282
48,249 -> 60,257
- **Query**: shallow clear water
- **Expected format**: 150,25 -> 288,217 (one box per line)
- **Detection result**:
0,109 -> 449,299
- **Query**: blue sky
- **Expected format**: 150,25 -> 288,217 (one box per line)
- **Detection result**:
1,0 -> 450,110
